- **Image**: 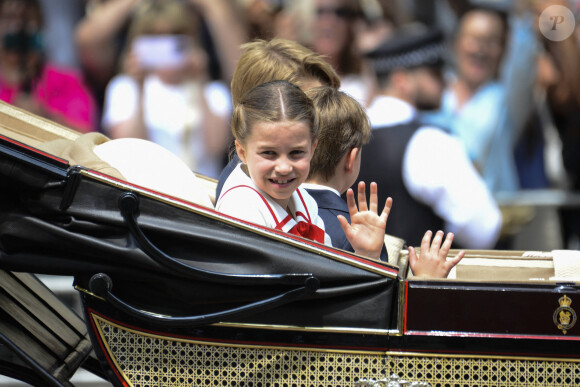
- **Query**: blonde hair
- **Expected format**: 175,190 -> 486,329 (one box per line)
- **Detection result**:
127,0 -> 200,44
306,86 -> 370,181
231,38 -> 340,106
232,80 -> 317,145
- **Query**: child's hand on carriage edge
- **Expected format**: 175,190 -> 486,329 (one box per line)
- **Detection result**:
408,230 -> 465,278
338,181 -> 393,260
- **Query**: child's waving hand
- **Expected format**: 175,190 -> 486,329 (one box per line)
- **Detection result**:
338,181 -> 393,259
409,230 -> 465,278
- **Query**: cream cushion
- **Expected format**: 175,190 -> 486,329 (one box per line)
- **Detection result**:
551,250 -> 580,281
94,138 -> 214,208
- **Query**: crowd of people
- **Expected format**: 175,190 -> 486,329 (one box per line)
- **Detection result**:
2,0 -> 580,254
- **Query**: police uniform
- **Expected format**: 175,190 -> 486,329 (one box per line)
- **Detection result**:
358,28 -> 502,249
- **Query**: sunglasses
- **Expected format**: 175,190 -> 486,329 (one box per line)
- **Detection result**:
316,7 -> 353,19
2,31 -> 42,54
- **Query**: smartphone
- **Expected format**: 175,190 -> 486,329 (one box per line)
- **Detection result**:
132,35 -> 188,69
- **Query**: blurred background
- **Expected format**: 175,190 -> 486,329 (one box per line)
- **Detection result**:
1,2 -> 580,384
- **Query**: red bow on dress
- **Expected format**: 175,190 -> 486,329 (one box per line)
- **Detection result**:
287,221 -> 325,244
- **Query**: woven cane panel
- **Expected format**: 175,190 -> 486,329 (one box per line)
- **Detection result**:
387,354 -> 580,387
96,318 -> 386,386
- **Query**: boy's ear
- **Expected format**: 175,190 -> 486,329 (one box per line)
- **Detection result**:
235,140 -> 247,164
345,147 -> 359,172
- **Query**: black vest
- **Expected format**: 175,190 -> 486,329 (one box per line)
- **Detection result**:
355,121 -> 445,247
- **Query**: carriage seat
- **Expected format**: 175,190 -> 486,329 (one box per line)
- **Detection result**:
94,137 -> 215,208
38,133 -> 405,263
36,133 -> 215,209
414,249 -> 580,282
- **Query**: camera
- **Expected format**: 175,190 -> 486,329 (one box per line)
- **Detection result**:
132,35 -> 188,69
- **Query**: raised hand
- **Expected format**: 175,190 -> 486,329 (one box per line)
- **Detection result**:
338,181 -> 392,259
408,230 -> 465,278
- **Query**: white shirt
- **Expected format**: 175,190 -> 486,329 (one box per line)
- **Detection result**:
216,164 -> 332,246
340,74 -> 371,107
366,96 -> 502,249
301,182 -> 341,197
102,74 -> 231,178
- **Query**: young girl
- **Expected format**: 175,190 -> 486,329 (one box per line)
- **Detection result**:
216,80 -> 390,260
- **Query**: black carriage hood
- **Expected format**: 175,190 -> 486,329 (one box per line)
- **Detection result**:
0,135 -> 399,330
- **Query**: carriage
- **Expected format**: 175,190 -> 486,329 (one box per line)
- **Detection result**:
1,101 -> 579,387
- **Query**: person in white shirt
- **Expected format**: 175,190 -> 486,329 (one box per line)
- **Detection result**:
101,0 -> 231,179
358,26 -> 502,249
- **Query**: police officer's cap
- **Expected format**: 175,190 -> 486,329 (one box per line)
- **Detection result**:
365,26 -> 446,77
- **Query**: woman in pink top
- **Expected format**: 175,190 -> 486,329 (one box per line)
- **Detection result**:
0,0 -> 97,132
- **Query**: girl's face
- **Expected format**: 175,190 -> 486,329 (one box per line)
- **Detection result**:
236,120 -> 317,209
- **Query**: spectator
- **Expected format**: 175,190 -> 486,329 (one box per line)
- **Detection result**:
240,0 -> 304,42
76,0 -> 245,129
38,0 -> 84,68
308,0 -> 373,106
536,0 -> 580,249
357,26 -> 502,249
75,0 -> 139,122
100,0 -> 232,178
0,0 -> 98,132
240,0 -> 280,40
423,4 -> 539,193
352,0 -> 403,105
187,0 -> 247,83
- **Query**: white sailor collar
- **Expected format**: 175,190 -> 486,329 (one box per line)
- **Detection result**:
220,164 -> 327,244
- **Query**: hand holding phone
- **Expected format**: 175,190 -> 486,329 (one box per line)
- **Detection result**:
132,35 -> 188,70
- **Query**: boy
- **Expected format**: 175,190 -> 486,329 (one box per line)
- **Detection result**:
302,86 -> 388,260
303,86 -> 464,277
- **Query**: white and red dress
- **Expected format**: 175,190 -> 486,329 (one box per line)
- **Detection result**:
216,164 -> 332,246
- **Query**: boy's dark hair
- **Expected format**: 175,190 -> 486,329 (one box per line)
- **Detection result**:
306,86 -> 370,181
